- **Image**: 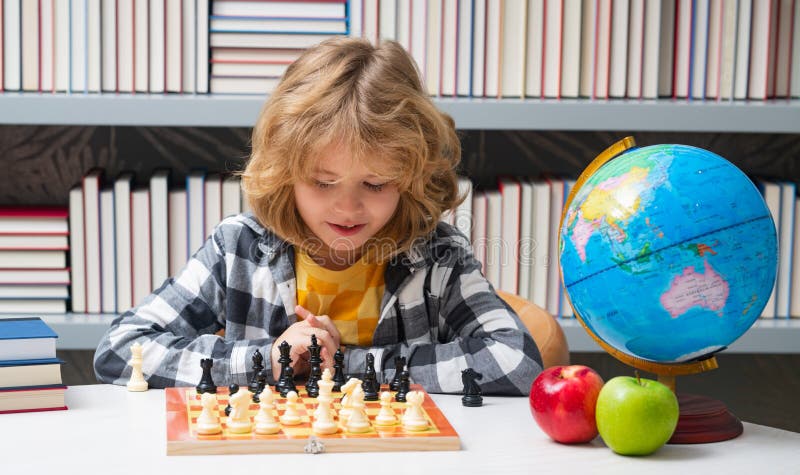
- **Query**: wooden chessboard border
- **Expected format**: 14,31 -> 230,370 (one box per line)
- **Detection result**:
165,385 -> 461,455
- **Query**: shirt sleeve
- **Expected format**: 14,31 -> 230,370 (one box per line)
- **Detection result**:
345,249 -> 544,396
92,227 -> 273,389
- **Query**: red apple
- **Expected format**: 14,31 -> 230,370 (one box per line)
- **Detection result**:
529,365 -> 605,444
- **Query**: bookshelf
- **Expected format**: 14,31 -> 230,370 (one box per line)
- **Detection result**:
0,93 -> 798,132
40,313 -> 800,352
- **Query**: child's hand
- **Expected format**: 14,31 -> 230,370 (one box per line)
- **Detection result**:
270,306 -> 341,379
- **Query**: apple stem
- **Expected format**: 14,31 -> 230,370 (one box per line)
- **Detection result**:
635,370 -> 642,385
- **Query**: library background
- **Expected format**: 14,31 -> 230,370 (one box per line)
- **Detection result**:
1,1 -> 799,431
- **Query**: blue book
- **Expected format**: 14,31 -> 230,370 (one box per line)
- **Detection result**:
0,318 -> 58,361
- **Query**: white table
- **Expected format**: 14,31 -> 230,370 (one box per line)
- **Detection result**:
1,385 -> 798,474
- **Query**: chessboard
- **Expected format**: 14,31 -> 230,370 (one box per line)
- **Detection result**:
165,385 -> 460,455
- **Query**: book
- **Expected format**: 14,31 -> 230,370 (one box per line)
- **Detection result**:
456,0 -> 473,97
471,192 -> 487,272
168,190 -> 188,276
131,188 -> 152,306
641,0 -> 662,98
560,0 -> 582,98
542,0 -> 563,98
748,0 -> 771,100
183,0 -> 197,93
441,0 -> 457,96
68,186 -> 86,313
209,16 -> 348,33
83,170 -> 103,314
608,0 -> 629,98
209,32 -> 341,49
627,0 -> 645,98
484,190 -> 502,289
186,171 -> 206,259
0,385 -> 67,414
114,173 -> 134,313
379,0 -> 397,40
733,0 -> 752,99
0,317 -> 57,361
502,0 -> 528,98
204,173 -> 222,238
0,250 -> 66,269
134,0 -> 150,92
760,180 -> 780,318
791,195 -> 800,318
0,285 -> 69,299
101,0 -> 117,91
471,0 -> 486,97
546,178 -> 564,317
673,0 -> 692,98
499,179 -> 521,294
150,170 -> 170,290
0,207 -> 69,235
0,358 -> 63,388
518,180 -> 533,300
690,0 -> 710,100
578,0 -> 595,97
0,235 -> 68,250
20,0 -> 38,91
594,0 -> 613,98
775,181 -> 796,317
0,269 -> 71,285
197,0 -> 210,93
0,299 -> 67,314
425,0 -> 443,96
529,180 -> 550,309
150,0 -> 166,93
166,0 -> 182,92
99,188 -> 117,313
212,1 -> 348,18
221,176 -> 242,219
87,0 -> 102,92
3,0 -> 21,91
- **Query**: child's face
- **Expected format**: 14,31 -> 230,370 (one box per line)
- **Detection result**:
294,143 -> 401,268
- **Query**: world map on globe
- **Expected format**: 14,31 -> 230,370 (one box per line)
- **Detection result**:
559,144 -> 778,363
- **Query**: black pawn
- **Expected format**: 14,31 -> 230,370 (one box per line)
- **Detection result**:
362,353 -> 379,401
332,348 -> 346,392
461,368 -> 483,407
394,370 -> 410,403
248,349 -> 264,394
280,367 -> 297,397
389,356 -> 406,391
305,335 -> 322,398
225,383 -> 239,416
196,358 -> 217,394
253,368 -> 268,403
275,341 -> 293,394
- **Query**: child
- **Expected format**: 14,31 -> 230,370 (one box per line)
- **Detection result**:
93,37 -> 542,395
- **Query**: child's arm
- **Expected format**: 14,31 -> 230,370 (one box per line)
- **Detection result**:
345,246 -> 543,396
92,226 -> 271,388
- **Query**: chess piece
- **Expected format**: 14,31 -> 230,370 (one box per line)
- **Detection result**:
332,348 -> 346,392
279,391 -> 302,425
226,388 -> 253,434
305,335 -> 322,398
275,341 -> 293,394
248,349 -> 264,394
362,352 -> 379,401
389,356 -> 406,391
374,391 -> 399,426
254,386 -> 281,435
394,370 -> 410,402
253,367 -> 269,403
345,386 -> 370,433
338,377 -> 362,424
196,392 -> 222,435
461,368 -> 484,407
225,383 -> 239,417
312,369 -> 338,435
196,358 -> 217,394
280,367 -> 298,397
402,391 -> 429,431
126,342 -> 148,392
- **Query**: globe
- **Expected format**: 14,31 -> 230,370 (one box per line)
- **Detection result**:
559,142 -> 778,365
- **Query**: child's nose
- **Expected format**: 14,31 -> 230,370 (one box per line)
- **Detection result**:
333,188 -> 364,213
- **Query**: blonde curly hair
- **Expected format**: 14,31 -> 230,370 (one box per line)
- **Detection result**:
241,37 -> 463,259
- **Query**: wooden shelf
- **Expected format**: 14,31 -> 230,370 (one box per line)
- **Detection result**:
11,313 -> 796,353
0,92 -> 798,131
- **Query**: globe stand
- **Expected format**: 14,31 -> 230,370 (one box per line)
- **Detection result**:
658,375 -> 744,444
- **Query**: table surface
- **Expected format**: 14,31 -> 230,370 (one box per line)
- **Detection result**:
1,385 -> 798,474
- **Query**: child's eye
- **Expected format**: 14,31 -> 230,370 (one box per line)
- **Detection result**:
314,180 -> 333,189
364,182 -> 385,192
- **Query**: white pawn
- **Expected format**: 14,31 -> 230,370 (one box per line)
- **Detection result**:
196,392 -> 222,435
313,369 -> 338,431
280,391 -> 302,425
254,386 -> 280,435
345,386 -> 370,433
402,391 -> 429,432
126,342 -> 148,392
374,391 -> 399,426
226,388 -> 253,434
338,377 -> 361,424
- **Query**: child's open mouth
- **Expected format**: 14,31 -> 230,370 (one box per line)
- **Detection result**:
329,223 -> 366,236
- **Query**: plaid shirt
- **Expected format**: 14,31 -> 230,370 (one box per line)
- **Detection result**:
93,213 -> 542,395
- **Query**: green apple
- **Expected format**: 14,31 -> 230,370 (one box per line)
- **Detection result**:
595,375 -> 679,456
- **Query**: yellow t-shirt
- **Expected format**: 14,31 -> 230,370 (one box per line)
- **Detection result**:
294,249 -> 387,346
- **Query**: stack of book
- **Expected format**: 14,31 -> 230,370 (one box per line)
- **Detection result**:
0,207 -> 70,314
1,0 -> 210,94
0,317 -> 67,414
69,169 -> 249,314
209,0 -> 350,93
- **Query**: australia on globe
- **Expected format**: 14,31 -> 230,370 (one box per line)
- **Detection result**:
559,144 -> 777,363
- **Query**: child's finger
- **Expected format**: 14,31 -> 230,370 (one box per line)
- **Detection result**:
309,314 -> 341,348
295,305 -> 313,320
